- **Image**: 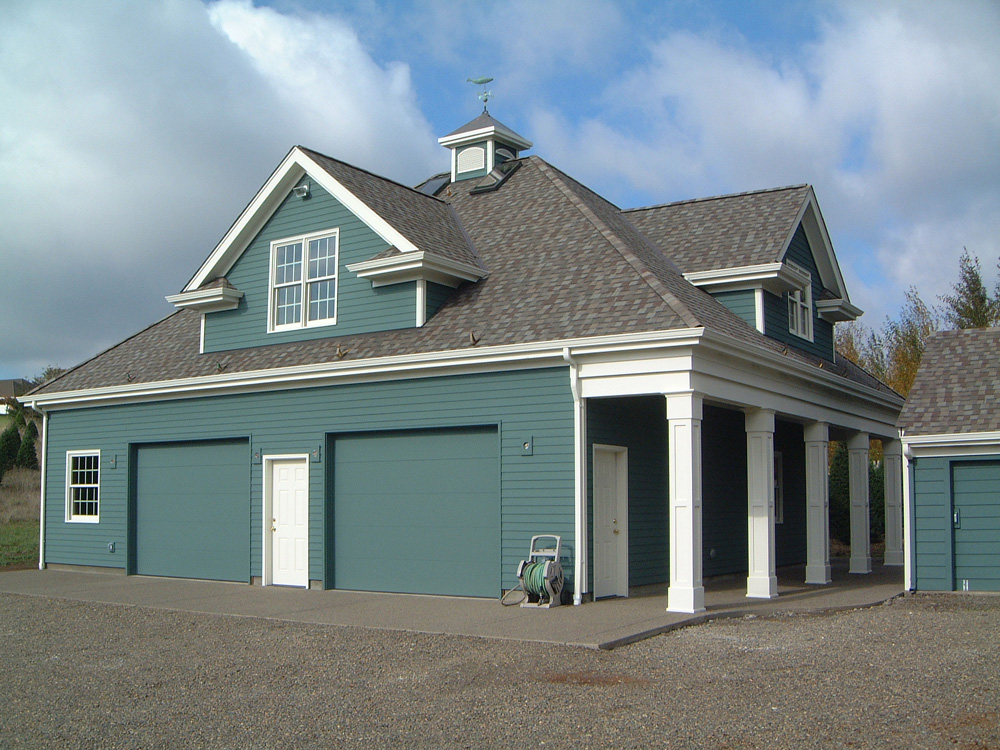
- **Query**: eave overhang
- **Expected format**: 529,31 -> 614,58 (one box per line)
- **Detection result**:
346,251 -> 485,289
165,286 -> 244,313
901,430 -> 1000,458
684,262 -> 811,296
816,297 -> 863,322
438,124 -> 533,152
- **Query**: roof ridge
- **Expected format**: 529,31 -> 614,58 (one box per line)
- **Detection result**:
298,146 -> 449,206
624,184 -> 811,214
532,158 -> 702,329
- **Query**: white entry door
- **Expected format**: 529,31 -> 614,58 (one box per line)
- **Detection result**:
593,445 -> 628,599
268,457 -> 309,587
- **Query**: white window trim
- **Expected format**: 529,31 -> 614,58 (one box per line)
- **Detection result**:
267,228 -> 340,333
65,450 -> 100,523
786,262 -> 814,342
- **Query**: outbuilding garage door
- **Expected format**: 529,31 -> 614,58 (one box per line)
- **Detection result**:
953,460 -> 1000,592
332,426 -> 499,597
133,439 -> 250,582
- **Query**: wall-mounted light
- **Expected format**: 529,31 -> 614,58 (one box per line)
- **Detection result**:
292,183 -> 310,199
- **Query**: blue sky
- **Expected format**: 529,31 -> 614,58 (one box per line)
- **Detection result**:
1,0 -> 998,381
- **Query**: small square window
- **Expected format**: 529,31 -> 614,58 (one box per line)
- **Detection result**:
66,451 -> 100,523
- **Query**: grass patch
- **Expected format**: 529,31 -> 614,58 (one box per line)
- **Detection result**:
0,521 -> 38,568
0,467 -> 40,523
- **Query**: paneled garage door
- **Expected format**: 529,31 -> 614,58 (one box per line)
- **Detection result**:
332,426 -> 499,597
133,439 -> 250,582
952,459 -> 1000,592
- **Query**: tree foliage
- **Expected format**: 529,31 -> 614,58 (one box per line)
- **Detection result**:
0,424 -> 21,476
939,250 -> 1000,329
15,431 -> 38,470
835,287 -> 939,397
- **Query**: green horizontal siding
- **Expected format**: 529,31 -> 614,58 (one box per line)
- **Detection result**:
712,290 -> 757,328
43,366 -> 574,593
587,396 -> 668,587
702,405 -> 747,576
204,177 -> 416,353
764,224 -> 835,362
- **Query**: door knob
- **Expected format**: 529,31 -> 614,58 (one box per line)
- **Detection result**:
613,529 -> 620,535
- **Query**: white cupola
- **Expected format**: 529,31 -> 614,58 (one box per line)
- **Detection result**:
438,111 -> 532,183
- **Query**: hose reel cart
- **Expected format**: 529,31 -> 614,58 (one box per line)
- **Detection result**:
515,535 -> 564,608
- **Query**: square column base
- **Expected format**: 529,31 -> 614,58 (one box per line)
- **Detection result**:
805,564 -> 832,585
746,574 -> 778,599
667,585 -> 705,614
850,556 -> 872,574
884,550 -> 904,566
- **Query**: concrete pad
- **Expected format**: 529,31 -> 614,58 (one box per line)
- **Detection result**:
0,558 -> 903,649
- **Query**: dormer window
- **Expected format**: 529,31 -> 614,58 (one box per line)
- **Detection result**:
269,229 -> 339,332
786,262 -> 813,341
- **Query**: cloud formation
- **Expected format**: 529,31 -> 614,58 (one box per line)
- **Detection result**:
0,0 -> 437,379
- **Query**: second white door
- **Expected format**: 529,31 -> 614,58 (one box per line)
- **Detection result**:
269,457 -> 309,587
593,445 -> 628,598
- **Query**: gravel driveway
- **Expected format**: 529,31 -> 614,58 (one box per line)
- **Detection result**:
1,592 -> 997,749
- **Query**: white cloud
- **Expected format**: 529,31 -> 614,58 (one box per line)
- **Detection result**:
0,0 -> 438,378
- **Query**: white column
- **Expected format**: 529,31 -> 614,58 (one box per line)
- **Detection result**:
804,422 -> 831,584
882,438 -> 904,566
666,393 -> 705,614
848,432 -> 872,574
746,409 -> 777,598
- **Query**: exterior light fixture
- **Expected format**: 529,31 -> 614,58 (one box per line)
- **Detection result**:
292,183 -> 310,198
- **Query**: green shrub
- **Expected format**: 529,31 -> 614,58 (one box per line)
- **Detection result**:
24,420 -> 38,441
0,424 -> 21,475
828,441 -> 885,546
15,431 -> 38,470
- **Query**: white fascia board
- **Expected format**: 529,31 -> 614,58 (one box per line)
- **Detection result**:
346,251 -> 484,288
781,191 -> 852,303
166,286 -> 244,313
684,262 -> 810,296
438,126 -> 533,151
28,328 -> 707,410
902,431 -> 1000,457
816,297 -> 863,322
186,148 -> 419,292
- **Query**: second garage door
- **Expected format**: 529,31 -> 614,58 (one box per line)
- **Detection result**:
332,426 -> 499,597
133,439 -> 250,582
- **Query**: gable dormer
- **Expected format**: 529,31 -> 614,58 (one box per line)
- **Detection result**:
438,112 -> 532,183
167,146 -> 484,354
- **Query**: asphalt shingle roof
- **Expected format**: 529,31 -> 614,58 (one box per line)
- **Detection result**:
32,152 -> 892,399
898,327 -> 1000,436
624,185 -> 811,274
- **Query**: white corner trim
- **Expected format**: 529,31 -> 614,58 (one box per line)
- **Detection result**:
415,279 -> 426,327
166,286 -> 244,313
347,251 -> 484,288
186,148 -> 419,292
754,288 -> 765,333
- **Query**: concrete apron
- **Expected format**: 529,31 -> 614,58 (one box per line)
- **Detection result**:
0,558 -> 903,650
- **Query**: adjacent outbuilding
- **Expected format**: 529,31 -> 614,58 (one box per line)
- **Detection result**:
900,327 -> 1000,592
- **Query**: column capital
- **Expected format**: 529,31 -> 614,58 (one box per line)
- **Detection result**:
665,392 -> 703,421
745,408 -> 775,433
847,432 -> 870,452
882,437 -> 902,456
804,421 -> 829,443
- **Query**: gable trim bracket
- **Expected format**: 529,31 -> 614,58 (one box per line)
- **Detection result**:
166,285 -> 244,313
816,297 -> 863,323
347,251 -> 485,289
184,147 -> 420,292
684,262 -> 810,296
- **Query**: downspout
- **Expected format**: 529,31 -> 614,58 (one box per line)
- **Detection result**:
562,347 -> 587,605
902,438 -> 914,591
29,400 -> 48,570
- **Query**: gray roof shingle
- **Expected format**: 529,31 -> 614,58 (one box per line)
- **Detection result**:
624,185 -> 811,274
32,153 -> 893,400
898,327 -> 1000,436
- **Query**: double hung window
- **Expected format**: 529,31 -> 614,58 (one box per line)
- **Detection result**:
786,262 -> 813,341
66,451 -> 100,522
270,230 -> 339,331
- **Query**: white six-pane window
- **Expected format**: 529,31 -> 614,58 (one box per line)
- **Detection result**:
66,450 -> 100,523
269,229 -> 339,331
786,263 -> 813,341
